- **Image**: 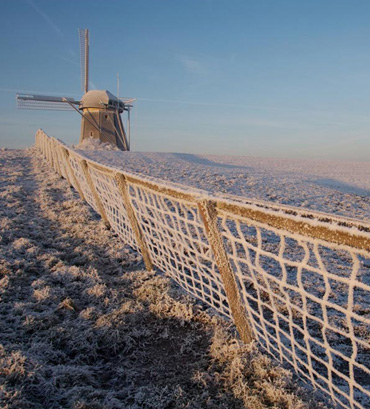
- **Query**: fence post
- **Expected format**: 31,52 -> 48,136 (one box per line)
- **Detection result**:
55,143 -> 63,177
44,136 -> 47,158
50,139 -> 55,171
114,172 -> 154,272
57,144 -> 68,180
198,199 -> 254,344
60,147 -> 85,201
44,136 -> 48,159
80,159 -> 111,228
58,145 -> 72,186
47,138 -> 52,165
51,139 -> 61,176
41,134 -> 45,156
45,137 -> 49,162
42,135 -> 46,158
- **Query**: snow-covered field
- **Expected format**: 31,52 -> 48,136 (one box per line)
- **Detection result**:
0,147 -> 330,408
76,145 -> 370,222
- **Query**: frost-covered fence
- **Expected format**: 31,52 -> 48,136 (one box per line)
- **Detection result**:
35,129 -> 370,409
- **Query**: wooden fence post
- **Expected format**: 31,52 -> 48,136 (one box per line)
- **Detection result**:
44,137 -> 48,159
42,136 -> 46,158
45,138 -> 50,162
58,146 -> 72,186
48,138 -> 53,166
51,139 -> 62,176
60,147 -> 85,202
198,199 -> 254,344
80,159 -> 111,228
114,172 -> 154,272
56,144 -> 64,177
50,139 -> 55,171
44,136 -> 48,159
41,135 -> 45,156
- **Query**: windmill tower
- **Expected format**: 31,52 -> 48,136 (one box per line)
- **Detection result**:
16,29 -> 133,151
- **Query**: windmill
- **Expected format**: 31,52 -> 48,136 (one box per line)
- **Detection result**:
16,29 -> 133,151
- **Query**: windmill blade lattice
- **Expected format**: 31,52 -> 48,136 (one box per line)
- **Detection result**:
79,28 -> 89,93
17,94 -> 79,111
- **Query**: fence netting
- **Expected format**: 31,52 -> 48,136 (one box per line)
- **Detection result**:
218,207 -> 370,408
88,164 -> 139,252
127,180 -> 231,318
68,153 -> 99,213
35,129 -> 370,409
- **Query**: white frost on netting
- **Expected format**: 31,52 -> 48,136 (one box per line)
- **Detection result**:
88,165 -> 139,252
68,153 -> 99,214
127,182 -> 231,318
218,209 -> 370,409
35,130 -> 370,409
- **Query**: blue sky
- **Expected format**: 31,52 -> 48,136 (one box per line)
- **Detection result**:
1,0 -> 370,160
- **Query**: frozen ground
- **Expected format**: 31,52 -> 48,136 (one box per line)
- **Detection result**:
0,147 -> 329,408
76,146 -> 370,222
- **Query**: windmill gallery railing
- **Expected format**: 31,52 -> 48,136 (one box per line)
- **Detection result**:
35,129 -> 370,409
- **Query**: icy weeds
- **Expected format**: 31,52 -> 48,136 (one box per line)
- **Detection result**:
0,148 -> 328,408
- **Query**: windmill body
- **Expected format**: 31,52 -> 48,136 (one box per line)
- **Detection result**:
16,29 -> 132,151
80,90 -> 128,150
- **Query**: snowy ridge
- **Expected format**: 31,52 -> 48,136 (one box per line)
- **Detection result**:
75,149 -> 370,222
73,141 -> 370,238
36,129 -> 370,409
76,150 -> 370,246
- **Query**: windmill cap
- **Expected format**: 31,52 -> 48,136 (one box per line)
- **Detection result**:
80,89 -> 124,111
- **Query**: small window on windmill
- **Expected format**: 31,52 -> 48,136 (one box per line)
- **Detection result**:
104,114 -> 108,120
90,131 -> 93,136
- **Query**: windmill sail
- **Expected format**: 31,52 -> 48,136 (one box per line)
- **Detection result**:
79,29 -> 89,93
17,94 -> 79,111
16,28 -> 134,151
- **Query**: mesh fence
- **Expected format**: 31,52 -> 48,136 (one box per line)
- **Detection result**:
127,179 -> 231,318
88,165 -> 139,251
68,153 -> 99,213
217,206 -> 370,409
55,144 -> 69,181
35,130 -> 370,409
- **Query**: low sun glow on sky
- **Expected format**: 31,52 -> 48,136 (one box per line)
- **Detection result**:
1,0 -> 370,161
